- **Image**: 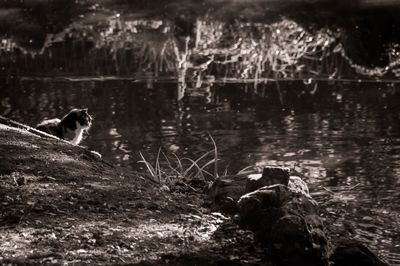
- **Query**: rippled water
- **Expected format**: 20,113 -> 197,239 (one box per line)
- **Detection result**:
1,79 -> 400,264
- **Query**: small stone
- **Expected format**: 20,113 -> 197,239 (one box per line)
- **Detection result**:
159,185 -> 170,192
288,175 -> 310,196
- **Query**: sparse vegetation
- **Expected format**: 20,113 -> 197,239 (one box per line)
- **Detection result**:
138,133 -> 219,188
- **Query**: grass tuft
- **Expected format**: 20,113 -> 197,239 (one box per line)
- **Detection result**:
138,135 -> 219,188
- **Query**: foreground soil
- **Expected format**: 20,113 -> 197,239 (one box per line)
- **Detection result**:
0,123 -> 268,265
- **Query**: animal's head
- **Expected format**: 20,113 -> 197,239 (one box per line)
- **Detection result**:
63,108 -> 93,130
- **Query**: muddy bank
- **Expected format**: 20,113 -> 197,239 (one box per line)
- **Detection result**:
0,123 -> 267,265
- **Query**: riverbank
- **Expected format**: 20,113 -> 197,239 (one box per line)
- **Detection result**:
0,123 -> 267,265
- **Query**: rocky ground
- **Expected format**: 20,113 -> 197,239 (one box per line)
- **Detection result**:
0,123 -> 268,265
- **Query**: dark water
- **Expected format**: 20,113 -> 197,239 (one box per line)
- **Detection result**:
1,79 -> 400,264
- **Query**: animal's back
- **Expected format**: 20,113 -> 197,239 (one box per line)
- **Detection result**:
36,118 -> 63,138
35,108 -> 92,144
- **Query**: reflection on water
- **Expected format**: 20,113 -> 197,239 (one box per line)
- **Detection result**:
1,79 -> 400,263
3,15 -> 400,82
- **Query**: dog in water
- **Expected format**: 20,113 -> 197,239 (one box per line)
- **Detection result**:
36,108 -> 93,145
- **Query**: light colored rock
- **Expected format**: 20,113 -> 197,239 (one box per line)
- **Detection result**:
288,175 -> 310,196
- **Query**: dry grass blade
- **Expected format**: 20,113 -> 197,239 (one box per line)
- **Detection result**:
170,152 -> 184,174
181,157 -> 206,180
138,152 -> 158,183
223,167 -> 228,176
199,158 -> 220,179
207,132 -> 218,178
161,151 -> 183,179
182,150 -> 214,177
155,147 -> 162,183
238,165 -> 257,174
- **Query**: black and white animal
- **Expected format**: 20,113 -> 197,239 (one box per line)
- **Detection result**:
36,108 -> 93,145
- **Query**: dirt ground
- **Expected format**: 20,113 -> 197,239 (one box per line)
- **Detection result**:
0,123 -> 269,265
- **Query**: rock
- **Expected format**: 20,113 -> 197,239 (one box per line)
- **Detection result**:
330,240 -> 389,266
288,175 -> 310,196
245,167 -> 290,193
247,173 -> 309,197
159,185 -> 170,193
207,174 -> 248,214
208,166 -> 310,214
237,184 -> 329,266
270,214 -> 328,266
